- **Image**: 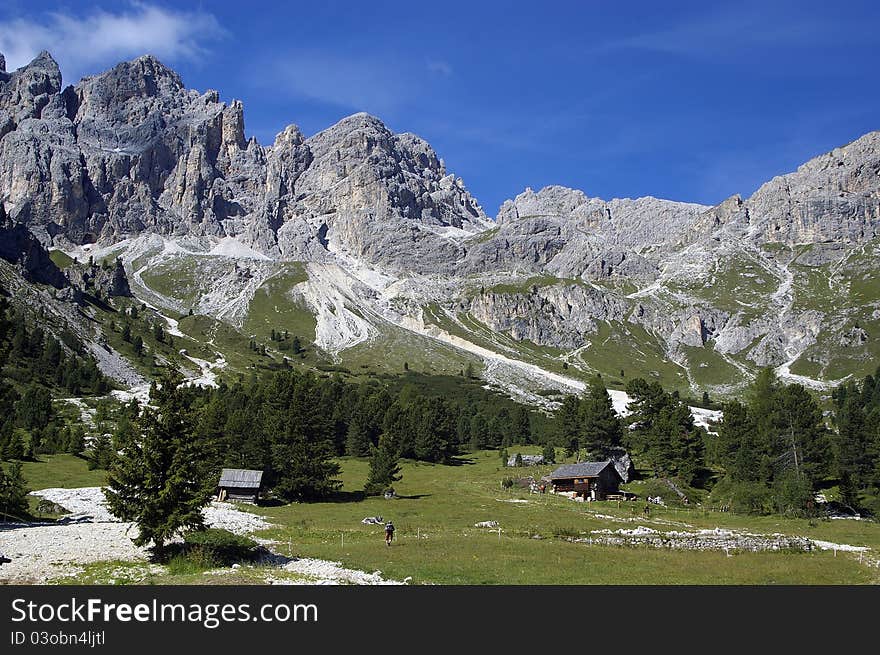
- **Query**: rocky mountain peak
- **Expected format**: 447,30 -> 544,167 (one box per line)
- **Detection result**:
90,54 -> 184,97
0,50 -> 63,126
745,130 -> 880,245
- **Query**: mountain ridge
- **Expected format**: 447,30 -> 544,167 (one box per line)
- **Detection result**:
2,50 -> 879,401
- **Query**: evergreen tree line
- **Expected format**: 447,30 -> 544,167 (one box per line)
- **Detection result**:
551,369 -> 880,516
101,367 -> 544,512
194,369 -> 539,479
551,375 -> 704,483
830,369 -> 880,513
102,365 -> 548,550
708,369 -> 834,514
0,293 -> 112,460
0,296 -> 109,396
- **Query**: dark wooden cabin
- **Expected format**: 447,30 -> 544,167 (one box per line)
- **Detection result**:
549,461 -> 622,500
217,468 -> 263,503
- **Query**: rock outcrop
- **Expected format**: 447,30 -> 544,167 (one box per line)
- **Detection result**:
2,48 -> 879,390
0,52 -> 489,274
0,202 -> 67,288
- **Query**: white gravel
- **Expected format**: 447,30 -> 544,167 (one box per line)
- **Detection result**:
203,501 -> 272,535
1,487 -> 407,585
32,487 -> 116,522
0,522 -> 147,583
273,558 -> 407,585
811,539 -> 870,553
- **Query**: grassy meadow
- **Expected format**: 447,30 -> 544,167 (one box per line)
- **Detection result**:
10,447 -> 879,585
249,449 -> 879,585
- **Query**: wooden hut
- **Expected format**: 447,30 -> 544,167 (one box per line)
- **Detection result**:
549,461 -> 622,500
217,468 -> 263,503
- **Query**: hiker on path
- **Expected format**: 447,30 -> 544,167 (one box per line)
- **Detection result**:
384,521 -> 395,546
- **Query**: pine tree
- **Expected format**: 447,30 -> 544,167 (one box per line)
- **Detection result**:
66,425 -> 85,455
365,434 -> 402,495
291,336 -> 302,354
121,322 -> 131,342
556,396 -> 581,457
579,376 -> 622,458
469,413 -> 489,451
542,442 -> 556,463
345,420 -> 372,457
413,397 -> 455,462
15,384 -> 53,431
512,405 -> 532,444
1,430 -> 24,460
0,460 -> 30,520
104,369 -> 214,554
266,372 -> 341,501
836,393 -> 872,505
87,432 -> 116,470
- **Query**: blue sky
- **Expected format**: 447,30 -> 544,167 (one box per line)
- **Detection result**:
2,1 -> 878,216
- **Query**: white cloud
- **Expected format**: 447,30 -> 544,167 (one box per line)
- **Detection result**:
264,51 -> 414,115
0,2 -> 223,82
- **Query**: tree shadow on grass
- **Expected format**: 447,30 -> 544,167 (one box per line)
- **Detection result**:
394,493 -> 432,500
322,489 -> 366,504
255,498 -> 286,508
444,455 -> 477,467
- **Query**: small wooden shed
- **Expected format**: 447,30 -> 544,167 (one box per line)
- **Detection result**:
549,461 -> 622,500
217,468 -> 263,503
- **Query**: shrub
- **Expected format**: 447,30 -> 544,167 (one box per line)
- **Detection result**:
166,548 -> 220,575
710,478 -> 773,515
182,528 -> 257,566
552,526 -> 580,539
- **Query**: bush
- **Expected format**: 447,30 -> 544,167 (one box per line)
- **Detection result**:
710,478 -> 773,515
552,526 -> 580,539
166,548 -> 220,575
772,473 -> 814,517
501,476 -> 515,489
182,528 -> 258,566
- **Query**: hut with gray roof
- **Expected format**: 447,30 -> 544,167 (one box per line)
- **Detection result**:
549,461 -> 622,500
217,468 -> 264,503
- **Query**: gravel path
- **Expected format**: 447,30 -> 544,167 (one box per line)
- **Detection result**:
0,522 -> 147,583
0,487 -> 407,585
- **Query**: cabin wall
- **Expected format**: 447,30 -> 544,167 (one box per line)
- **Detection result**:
219,486 -> 259,502
597,469 -> 620,496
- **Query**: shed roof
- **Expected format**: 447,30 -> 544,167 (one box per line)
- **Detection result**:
218,468 -> 264,488
550,461 -> 616,480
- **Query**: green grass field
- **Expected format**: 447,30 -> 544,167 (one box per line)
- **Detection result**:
9,454 -> 107,490
14,448 -> 880,585
246,450 -> 878,585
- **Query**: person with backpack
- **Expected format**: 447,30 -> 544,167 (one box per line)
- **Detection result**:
384,521 -> 395,546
